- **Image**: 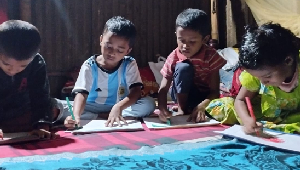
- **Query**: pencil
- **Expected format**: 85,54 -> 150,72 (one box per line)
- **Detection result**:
245,97 -> 260,136
66,97 -> 78,129
166,118 -> 171,126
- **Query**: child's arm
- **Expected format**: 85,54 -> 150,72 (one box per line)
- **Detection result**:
64,59 -> 93,128
235,87 -> 262,134
28,55 -> 53,138
188,70 -> 220,122
64,93 -> 88,129
158,77 -> 173,122
105,86 -> 141,127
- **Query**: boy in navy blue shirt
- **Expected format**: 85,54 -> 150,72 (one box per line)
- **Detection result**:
0,20 -> 54,139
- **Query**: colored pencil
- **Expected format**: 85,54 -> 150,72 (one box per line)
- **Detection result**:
66,97 -> 78,129
245,97 -> 260,136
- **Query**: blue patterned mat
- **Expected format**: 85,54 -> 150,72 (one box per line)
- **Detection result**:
0,139 -> 299,170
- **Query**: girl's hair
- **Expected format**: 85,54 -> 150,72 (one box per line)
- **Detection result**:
239,23 -> 299,70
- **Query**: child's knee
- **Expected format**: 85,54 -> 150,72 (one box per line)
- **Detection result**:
139,96 -> 156,116
51,98 -> 70,123
172,62 -> 194,93
174,62 -> 194,77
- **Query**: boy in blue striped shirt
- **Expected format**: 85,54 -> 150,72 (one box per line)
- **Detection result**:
56,16 -> 155,128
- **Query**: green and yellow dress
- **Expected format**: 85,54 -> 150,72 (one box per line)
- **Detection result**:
206,70 -> 300,133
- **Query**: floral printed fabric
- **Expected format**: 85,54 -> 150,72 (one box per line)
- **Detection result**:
1,139 -> 300,170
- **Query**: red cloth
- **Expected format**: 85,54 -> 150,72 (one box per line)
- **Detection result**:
161,45 -> 226,91
0,0 -> 8,24
0,124 -> 228,158
229,67 -> 243,97
139,66 -> 159,97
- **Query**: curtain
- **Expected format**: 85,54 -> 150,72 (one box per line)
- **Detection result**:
245,0 -> 300,37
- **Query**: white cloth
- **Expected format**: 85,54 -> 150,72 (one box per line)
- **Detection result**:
148,56 -> 166,85
245,0 -> 300,37
217,47 -> 239,70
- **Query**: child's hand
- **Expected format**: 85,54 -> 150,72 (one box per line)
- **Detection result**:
0,129 -> 3,140
29,129 -> 58,140
158,109 -> 172,122
243,118 -> 263,135
64,116 -> 80,129
187,104 -> 206,123
105,105 -> 127,127
30,124 -> 59,140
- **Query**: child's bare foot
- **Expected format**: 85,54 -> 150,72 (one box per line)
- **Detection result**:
174,110 -> 184,116
171,105 -> 178,112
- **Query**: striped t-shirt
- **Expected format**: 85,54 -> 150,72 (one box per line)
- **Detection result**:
160,44 -> 226,92
72,55 -> 143,105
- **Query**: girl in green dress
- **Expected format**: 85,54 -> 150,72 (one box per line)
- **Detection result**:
207,23 -> 300,134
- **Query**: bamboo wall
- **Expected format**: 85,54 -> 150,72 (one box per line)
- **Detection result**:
4,0 -> 255,97
9,0 -> 211,97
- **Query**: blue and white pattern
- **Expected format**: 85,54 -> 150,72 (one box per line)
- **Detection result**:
1,139 -> 299,170
73,55 -> 142,105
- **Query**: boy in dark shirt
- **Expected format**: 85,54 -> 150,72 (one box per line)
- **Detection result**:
0,20 -> 54,139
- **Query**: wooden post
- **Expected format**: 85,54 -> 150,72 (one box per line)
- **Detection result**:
209,0 -> 219,49
20,0 -> 31,22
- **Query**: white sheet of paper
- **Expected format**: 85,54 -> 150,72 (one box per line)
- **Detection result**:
143,115 -> 220,130
216,125 -> 300,153
67,119 -> 144,134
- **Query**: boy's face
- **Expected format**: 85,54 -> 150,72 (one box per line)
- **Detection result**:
100,31 -> 131,68
0,55 -> 32,76
175,27 -> 209,58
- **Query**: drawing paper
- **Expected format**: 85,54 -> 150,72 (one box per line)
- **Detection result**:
143,115 -> 220,130
216,125 -> 300,153
0,132 -> 39,145
67,119 -> 144,134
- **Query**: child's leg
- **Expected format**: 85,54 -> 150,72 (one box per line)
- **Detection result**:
122,96 -> 156,117
52,98 -> 100,123
171,62 -> 195,115
262,112 -> 300,133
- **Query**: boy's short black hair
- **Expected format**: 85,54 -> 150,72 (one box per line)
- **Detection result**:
0,20 -> 41,60
239,23 -> 299,70
176,8 -> 211,37
102,16 -> 136,48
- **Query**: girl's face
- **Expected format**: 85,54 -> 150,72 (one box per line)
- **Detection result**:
245,57 -> 295,87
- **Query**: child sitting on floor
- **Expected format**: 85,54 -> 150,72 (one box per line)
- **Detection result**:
158,9 -> 226,123
57,16 -> 155,128
0,20 -> 55,139
207,23 -> 300,134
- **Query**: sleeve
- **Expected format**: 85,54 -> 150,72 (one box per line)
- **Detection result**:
239,71 -> 261,92
160,51 -> 175,80
28,54 -> 52,127
72,62 -> 93,95
208,51 -> 227,72
126,60 -> 143,89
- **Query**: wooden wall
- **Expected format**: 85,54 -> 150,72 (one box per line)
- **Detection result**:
4,0 -> 255,98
